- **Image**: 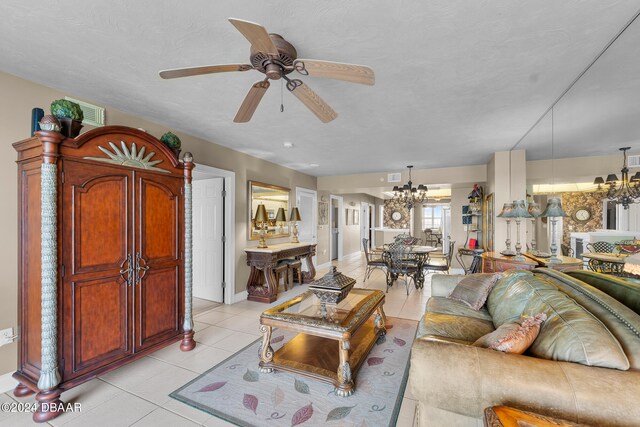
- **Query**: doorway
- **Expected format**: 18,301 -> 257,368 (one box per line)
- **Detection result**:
330,195 -> 344,261
296,187 -> 318,268
192,163 -> 235,304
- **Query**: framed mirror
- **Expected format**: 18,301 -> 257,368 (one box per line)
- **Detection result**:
248,181 -> 290,240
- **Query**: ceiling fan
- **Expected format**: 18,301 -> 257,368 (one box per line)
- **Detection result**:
159,18 -> 375,123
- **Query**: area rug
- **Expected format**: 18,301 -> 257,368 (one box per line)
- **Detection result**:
171,317 -> 418,427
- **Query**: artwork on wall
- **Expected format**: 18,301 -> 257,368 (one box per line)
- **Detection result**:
383,199 -> 410,229
318,201 -> 329,225
353,209 -> 359,225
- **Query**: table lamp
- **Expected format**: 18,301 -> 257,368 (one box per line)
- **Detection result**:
289,207 -> 301,243
497,202 -> 515,256
541,197 -> 566,263
275,207 -> 287,234
254,203 -> 269,248
528,201 -> 542,255
510,200 -> 532,261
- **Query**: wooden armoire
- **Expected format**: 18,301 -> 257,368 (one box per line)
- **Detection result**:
13,126 -> 196,422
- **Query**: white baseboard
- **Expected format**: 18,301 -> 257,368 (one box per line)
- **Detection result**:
0,371 -> 18,394
233,290 -> 248,304
316,261 -> 331,270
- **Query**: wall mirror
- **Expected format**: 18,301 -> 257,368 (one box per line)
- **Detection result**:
248,181 -> 290,240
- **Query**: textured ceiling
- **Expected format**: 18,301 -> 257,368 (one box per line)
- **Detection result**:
0,1 -> 638,176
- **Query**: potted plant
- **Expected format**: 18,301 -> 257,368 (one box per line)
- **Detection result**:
50,99 -> 84,138
160,132 -> 182,158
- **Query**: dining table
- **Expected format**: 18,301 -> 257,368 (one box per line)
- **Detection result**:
581,252 -> 630,275
377,245 -> 438,289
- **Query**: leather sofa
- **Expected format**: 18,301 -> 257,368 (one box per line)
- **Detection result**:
409,268 -> 640,426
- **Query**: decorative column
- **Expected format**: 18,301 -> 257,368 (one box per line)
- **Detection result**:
180,152 -> 196,351
34,131 -> 64,423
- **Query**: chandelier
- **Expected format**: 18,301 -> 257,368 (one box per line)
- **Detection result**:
593,147 -> 640,210
391,165 -> 428,211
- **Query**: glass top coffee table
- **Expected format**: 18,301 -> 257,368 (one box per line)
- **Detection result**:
259,288 -> 386,396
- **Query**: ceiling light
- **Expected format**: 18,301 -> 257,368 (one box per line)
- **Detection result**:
308,163 -> 319,168
283,142 -> 294,148
593,147 -> 640,209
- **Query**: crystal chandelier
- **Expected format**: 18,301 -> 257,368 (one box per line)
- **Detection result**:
391,165 -> 428,211
593,147 -> 640,210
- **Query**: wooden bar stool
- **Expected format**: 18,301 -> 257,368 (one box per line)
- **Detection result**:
274,262 -> 289,291
286,259 -> 303,287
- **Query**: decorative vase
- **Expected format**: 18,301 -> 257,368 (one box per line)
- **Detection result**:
57,117 -> 83,138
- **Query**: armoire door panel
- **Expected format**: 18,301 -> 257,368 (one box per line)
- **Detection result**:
69,275 -> 130,375
135,266 -> 179,350
66,162 -> 130,275
138,176 -> 179,264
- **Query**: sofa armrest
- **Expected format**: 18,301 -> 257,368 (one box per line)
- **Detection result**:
410,337 -> 640,425
431,274 -> 464,297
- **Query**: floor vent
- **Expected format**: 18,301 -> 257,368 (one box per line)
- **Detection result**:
388,173 -> 401,183
628,154 -> 640,168
64,97 -> 105,127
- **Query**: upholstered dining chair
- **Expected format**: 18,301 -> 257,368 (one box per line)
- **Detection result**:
424,240 -> 456,275
362,238 -> 386,282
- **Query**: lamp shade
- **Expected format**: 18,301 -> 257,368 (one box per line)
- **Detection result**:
632,172 -> 640,182
275,207 -> 287,222
497,202 -> 514,218
289,207 -> 301,221
605,174 -> 619,183
511,199 -> 532,218
541,197 -> 567,218
528,201 -> 542,217
593,177 -> 605,185
254,204 -> 268,222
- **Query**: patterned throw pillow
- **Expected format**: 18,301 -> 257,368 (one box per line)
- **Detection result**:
473,313 -> 548,354
447,273 -> 501,310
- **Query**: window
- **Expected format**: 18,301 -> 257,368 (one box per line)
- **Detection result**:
422,205 -> 443,230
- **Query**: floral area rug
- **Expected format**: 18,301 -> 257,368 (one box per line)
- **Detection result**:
170,317 -> 418,427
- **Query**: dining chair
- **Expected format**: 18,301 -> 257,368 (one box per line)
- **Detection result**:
424,240 -> 456,275
383,243 -> 418,295
561,243 -> 574,257
424,229 -> 438,247
586,241 -> 616,273
362,238 -> 386,282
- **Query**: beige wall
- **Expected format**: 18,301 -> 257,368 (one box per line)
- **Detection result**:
0,71 -> 316,374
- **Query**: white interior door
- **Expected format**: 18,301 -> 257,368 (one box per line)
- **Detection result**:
193,178 -> 224,302
296,187 -> 317,268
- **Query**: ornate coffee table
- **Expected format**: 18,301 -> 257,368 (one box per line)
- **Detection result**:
259,288 -> 386,396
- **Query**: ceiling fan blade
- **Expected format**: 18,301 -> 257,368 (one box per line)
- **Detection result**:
228,18 -> 279,56
287,80 -> 337,123
234,80 -> 270,123
294,59 -> 375,85
159,64 -> 253,79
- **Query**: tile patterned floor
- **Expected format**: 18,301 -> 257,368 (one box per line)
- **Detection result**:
1,254 -> 447,427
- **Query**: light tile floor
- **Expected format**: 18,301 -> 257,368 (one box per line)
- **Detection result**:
2,254 -> 450,427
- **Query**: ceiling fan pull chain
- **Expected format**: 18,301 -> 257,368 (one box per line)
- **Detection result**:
280,79 -> 284,112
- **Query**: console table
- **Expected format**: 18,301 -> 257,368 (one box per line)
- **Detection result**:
481,252 -> 582,273
245,242 -> 317,303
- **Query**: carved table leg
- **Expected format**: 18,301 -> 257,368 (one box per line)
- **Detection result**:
374,306 -> 387,336
33,388 -> 63,423
13,382 -> 34,397
259,324 -> 274,373
301,251 -> 317,283
246,265 -> 278,303
335,339 -> 354,397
